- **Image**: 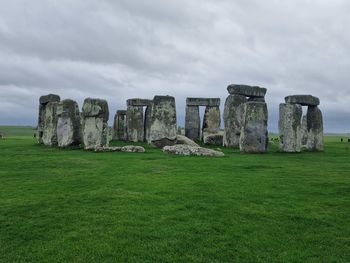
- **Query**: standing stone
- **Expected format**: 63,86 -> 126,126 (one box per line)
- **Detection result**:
144,105 -> 152,142
306,106 -> 324,151
301,115 -> 308,146
202,106 -> 220,139
42,101 -> 59,146
185,106 -> 200,141
82,98 -> 109,150
113,110 -> 127,141
148,96 -> 177,147
126,106 -> 144,142
37,94 -> 60,144
240,101 -> 268,153
223,95 -> 247,148
278,103 -> 302,152
56,99 -> 81,147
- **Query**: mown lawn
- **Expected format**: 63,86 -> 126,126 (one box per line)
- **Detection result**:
0,133 -> 349,262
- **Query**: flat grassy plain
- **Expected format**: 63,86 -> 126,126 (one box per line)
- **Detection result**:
0,128 -> 349,262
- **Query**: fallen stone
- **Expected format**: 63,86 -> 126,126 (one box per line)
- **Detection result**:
285,95 -> 320,106
176,135 -> 199,147
94,146 -> 122,152
151,137 -> 177,148
203,133 -> 223,146
121,146 -> 145,153
163,144 -> 224,157
186,98 -> 220,107
227,84 -> 267,98
223,95 -> 247,148
279,103 -> 302,152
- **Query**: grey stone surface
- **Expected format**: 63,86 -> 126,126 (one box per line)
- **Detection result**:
278,103 -> 302,152
202,106 -> 220,138
185,105 -> 200,141
285,95 -> 320,106
144,105 -> 152,142
37,94 -> 60,144
186,98 -> 220,107
223,95 -> 247,148
163,144 -> 224,157
306,106 -> 324,151
126,105 -> 144,142
82,98 -> 109,150
94,146 -> 145,153
301,115 -> 308,146
127,98 -> 153,107
240,101 -> 268,153
148,96 -> 177,147
56,99 -> 82,147
42,101 -> 59,146
203,133 -> 223,146
176,135 -> 199,147
113,110 -> 127,141
227,84 -> 267,98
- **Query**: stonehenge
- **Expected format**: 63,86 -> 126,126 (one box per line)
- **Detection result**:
56,99 -> 82,147
279,95 -> 323,152
113,110 -> 127,141
185,98 -> 221,142
81,98 -> 109,150
224,84 -> 268,153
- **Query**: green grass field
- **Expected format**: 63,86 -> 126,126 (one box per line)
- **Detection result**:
0,127 -> 349,262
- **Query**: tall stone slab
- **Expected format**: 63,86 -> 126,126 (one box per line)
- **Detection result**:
82,98 -> 109,150
148,96 -> 177,147
279,103 -> 302,152
56,99 -> 82,147
306,106 -> 324,151
185,106 -> 200,141
144,105 -> 152,142
240,101 -> 268,153
37,94 -> 60,144
126,106 -> 144,142
113,110 -> 127,141
202,106 -> 220,138
301,115 -> 308,146
42,101 -> 59,146
223,95 -> 247,148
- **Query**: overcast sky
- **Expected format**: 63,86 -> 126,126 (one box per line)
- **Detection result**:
0,0 -> 349,133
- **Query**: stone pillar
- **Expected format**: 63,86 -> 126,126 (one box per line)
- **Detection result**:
306,106 -> 324,151
126,106 -> 144,142
42,101 -> 59,146
301,115 -> 308,147
144,105 -> 152,142
278,103 -> 302,152
240,101 -> 268,153
202,106 -> 220,139
37,94 -> 60,144
148,96 -> 177,147
185,105 -> 200,141
82,98 -> 109,150
113,110 -> 127,141
223,95 -> 247,148
56,99 -> 82,147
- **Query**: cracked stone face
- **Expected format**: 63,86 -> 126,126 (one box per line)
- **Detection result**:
279,103 -> 302,152
42,101 -> 59,146
126,105 -> 144,142
306,106 -> 324,151
185,105 -> 200,141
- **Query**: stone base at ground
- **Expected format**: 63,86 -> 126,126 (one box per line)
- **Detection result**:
94,146 -> 145,153
163,144 -> 224,157
176,135 -> 199,147
203,133 -> 223,146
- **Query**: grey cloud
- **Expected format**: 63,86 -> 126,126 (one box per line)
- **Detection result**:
0,0 -> 349,133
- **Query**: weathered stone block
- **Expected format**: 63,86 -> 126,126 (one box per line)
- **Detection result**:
185,106 -> 200,141
82,98 -> 109,121
148,96 -> 177,147
127,98 -> 153,107
126,106 -> 144,142
56,99 -> 81,147
278,103 -> 302,152
203,133 -> 223,146
202,106 -> 220,137
227,84 -> 267,98
301,115 -> 308,146
223,95 -> 247,148
285,95 -> 320,106
240,102 -> 268,153
186,98 -> 220,107
113,110 -> 127,141
163,144 -> 224,157
306,106 -> 324,151
42,101 -> 59,146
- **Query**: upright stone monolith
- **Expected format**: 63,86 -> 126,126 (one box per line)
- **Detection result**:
223,95 -> 247,148
306,106 -> 324,151
56,99 -> 81,147
148,96 -> 177,147
202,106 -> 220,140
144,105 -> 152,142
185,106 -> 200,141
42,101 -> 59,146
279,103 -> 302,152
240,101 -> 268,153
113,110 -> 127,141
82,98 -> 109,150
126,106 -> 144,142
301,115 -> 308,147
37,94 -> 60,144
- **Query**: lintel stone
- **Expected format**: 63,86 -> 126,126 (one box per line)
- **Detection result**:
227,84 -> 267,98
285,95 -> 320,106
186,98 -> 220,107
127,98 -> 153,107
